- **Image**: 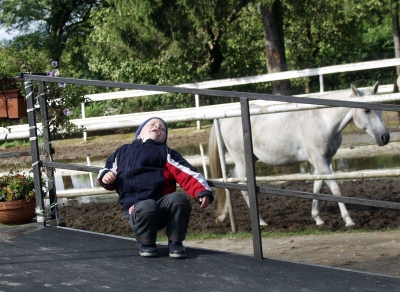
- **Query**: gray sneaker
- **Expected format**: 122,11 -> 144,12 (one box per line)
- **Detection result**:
168,241 -> 187,259
138,244 -> 158,257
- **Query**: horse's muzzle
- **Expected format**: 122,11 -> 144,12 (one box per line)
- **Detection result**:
378,132 -> 390,146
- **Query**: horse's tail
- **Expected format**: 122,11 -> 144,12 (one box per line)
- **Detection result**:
208,123 -> 228,223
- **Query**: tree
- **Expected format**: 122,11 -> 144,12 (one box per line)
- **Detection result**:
391,1 -> 400,75
0,0 -> 106,63
84,0 -> 270,113
86,0 -> 254,82
260,0 -> 290,94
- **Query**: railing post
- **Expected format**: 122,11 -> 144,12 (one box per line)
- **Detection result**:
24,77 -> 46,225
38,81 -> 61,225
239,97 -> 263,260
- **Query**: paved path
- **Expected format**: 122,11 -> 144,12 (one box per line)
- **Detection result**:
0,223 -> 399,292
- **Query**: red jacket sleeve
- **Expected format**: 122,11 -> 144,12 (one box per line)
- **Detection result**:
165,150 -> 213,202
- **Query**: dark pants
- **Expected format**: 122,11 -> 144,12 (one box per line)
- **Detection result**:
124,192 -> 192,245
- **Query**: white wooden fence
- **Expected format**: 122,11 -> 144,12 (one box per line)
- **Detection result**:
1,58 -> 400,141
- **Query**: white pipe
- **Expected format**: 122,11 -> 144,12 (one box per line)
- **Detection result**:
195,94 -> 200,130
86,156 -> 94,188
85,58 -> 400,101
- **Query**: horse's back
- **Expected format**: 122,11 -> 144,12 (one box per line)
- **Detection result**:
220,110 -> 314,166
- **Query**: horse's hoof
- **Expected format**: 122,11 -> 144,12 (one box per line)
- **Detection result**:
215,218 -> 224,225
345,224 -> 356,229
217,214 -> 227,223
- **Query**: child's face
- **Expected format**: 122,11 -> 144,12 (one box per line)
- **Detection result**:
137,118 -> 167,143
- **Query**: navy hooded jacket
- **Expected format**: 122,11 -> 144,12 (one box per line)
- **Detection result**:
97,138 -> 213,211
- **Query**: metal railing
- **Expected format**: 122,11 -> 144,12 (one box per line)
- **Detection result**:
18,73 -> 400,260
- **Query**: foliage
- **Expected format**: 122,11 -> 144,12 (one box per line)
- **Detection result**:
0,171 -> 35,202
0,45 -> 91,136
0,0 -> 107,62
223,3 -> 269,92
0,0 -> 399,114
88,1 -> 252,80
39,61 -> 91,137
0,45 -> 49,90
83,0 -> 266,112
283,0 -> 396,94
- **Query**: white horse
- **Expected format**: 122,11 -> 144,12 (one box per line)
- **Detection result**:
209,82 -> 390,227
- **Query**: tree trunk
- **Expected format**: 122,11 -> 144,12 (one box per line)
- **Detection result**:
260,0 -> 291,95
391,1 -> 400,125
391,2 -> 400,75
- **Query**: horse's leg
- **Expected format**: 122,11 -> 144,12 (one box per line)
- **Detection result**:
240,189 -> 268,226
221,127 -> 268,226
231,160 -> 267,226
312,161 -> 355,227
216,188 -> 233,223
216,188 -> 228,223
311,179 -> 325,225
323,178 -> 355,227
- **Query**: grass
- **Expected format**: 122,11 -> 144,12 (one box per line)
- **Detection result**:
0,139 -> 30,149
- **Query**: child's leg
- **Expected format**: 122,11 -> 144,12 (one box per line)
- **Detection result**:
130,199 -> 160,245
158,192 -> 192,242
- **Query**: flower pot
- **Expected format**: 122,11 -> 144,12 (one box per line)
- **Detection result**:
0,89 -> 27,119
0,199 -> 36,225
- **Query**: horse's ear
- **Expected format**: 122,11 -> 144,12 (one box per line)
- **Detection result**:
372,81 -> 379,94
351,84 -> 360,97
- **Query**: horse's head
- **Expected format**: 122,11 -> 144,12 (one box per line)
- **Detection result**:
351,82 -> 390,146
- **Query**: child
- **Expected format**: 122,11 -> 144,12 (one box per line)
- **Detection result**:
97,117 -> 214,259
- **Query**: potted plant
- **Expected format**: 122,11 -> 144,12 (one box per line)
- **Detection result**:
0,170 -> 37,224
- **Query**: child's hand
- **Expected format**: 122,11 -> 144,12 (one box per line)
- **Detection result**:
102,171 -> 116,184
199,196 -> 210,209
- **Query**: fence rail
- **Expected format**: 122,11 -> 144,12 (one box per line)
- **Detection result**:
2,89 -> 400,141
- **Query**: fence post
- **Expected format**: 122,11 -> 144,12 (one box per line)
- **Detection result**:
81,102 -> 87,141
319,74 -> 324,92
239,98 -> 263,259
195,94 -> 200,130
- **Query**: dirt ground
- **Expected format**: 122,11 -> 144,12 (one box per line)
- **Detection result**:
2,126 -> 400,277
